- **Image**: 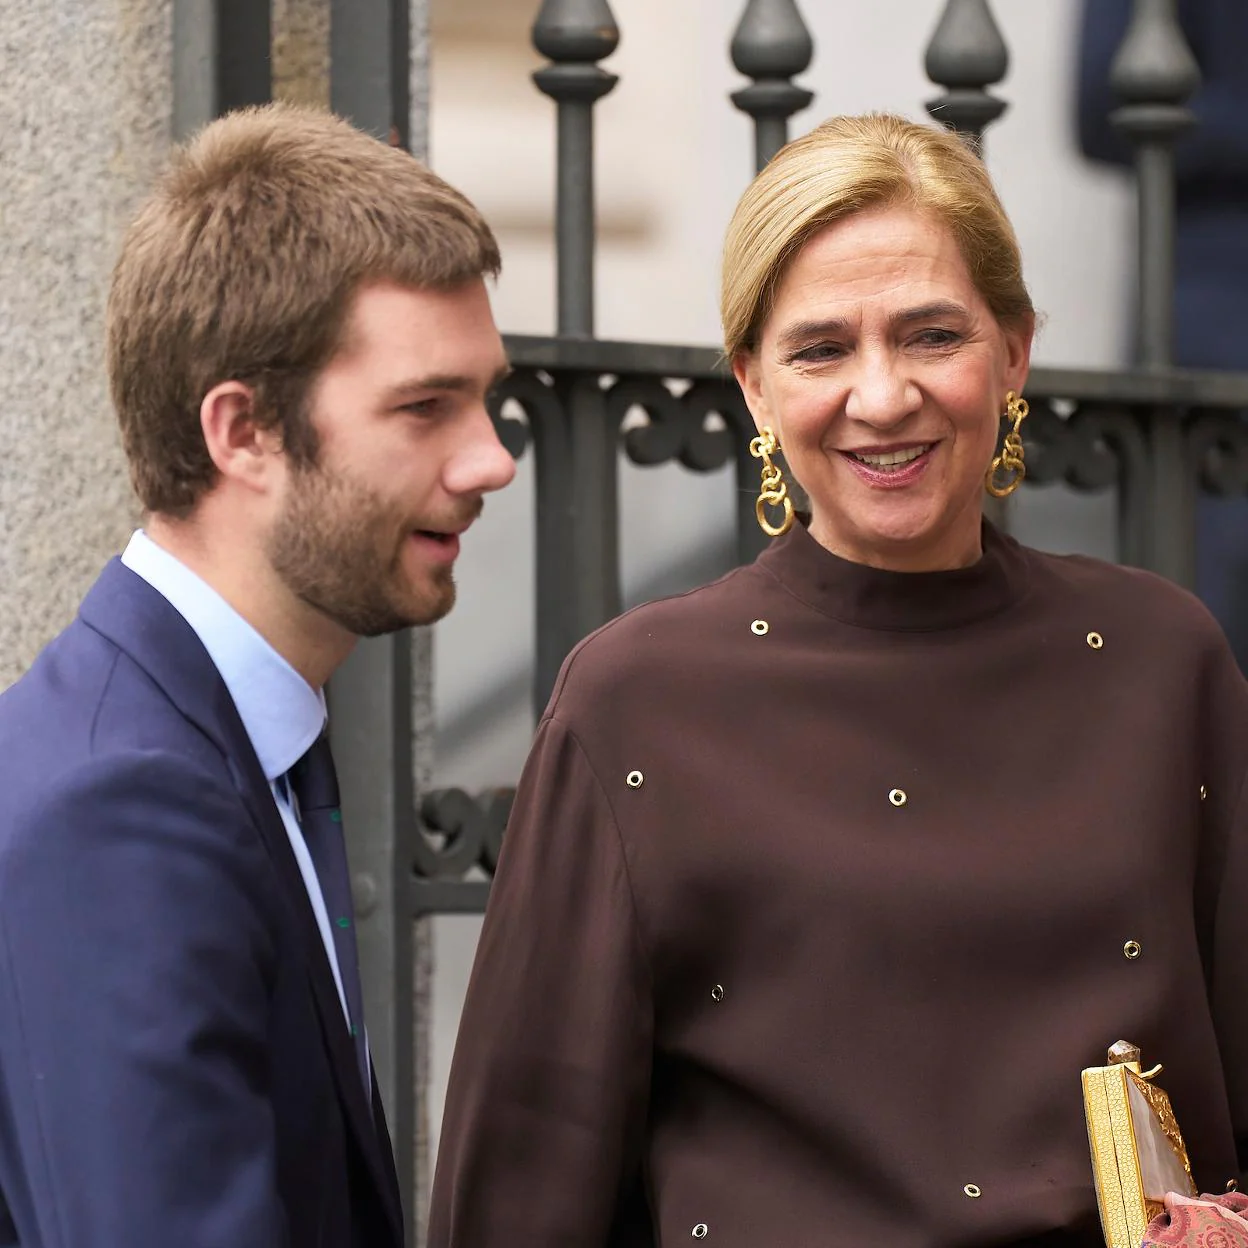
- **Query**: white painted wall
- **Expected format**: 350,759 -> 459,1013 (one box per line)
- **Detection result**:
419,0 -> 1133,1200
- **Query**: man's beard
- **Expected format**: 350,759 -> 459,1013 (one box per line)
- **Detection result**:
268,460 -> 460,637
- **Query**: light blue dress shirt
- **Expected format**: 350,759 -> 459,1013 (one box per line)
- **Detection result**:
121,530 -> 351,1027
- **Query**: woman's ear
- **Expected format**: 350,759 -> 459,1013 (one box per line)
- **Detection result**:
731,348 -> 770,435
1003,312 -> 1035,395
199,381 -> 284,493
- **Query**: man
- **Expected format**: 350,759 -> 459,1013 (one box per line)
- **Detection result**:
0,103 -> 515,1246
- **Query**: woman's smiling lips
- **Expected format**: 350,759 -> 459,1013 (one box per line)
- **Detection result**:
839,441 -> 937,487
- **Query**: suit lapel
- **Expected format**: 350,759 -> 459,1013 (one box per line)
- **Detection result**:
223,708 -> 404,1243
371,1070 -> 405,1219
80,561 -> 404,1245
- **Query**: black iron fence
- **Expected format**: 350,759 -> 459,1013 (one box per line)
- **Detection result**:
415,0 -> 1248,908
171,0 -> 1248,1224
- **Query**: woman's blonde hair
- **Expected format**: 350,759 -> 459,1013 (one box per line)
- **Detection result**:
721,113 -> 1033,357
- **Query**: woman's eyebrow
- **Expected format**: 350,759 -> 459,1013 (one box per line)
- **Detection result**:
889,300 -> 969,327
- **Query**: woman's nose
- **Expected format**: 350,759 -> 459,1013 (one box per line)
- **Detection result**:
843,356 -> 919,429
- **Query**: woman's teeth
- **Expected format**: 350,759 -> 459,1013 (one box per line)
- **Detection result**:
851,445 -> 931,470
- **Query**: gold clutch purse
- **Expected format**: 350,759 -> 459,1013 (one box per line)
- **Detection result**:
1082,1041 -> 1197,1248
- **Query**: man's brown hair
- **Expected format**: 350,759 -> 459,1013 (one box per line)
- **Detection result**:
106,102 -> 501,516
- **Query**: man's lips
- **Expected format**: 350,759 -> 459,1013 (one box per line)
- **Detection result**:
414,523 -> 470,541
409,529 -> 462,563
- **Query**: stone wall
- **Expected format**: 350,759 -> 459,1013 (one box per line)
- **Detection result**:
0,0 -> 172,688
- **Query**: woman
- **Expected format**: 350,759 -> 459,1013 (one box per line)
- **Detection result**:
429,115 -> 1248,1247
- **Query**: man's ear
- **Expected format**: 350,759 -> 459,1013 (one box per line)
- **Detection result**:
199,381 -> 284,492
731,349 -> 770,436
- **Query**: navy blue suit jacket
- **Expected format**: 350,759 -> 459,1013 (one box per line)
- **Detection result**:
0,560 -> 404,1247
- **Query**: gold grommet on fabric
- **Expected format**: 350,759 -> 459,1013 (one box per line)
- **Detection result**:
750,619 -> 769,636
626,770 -> 644,789
889,788 -> 907,807
964,1184 -> 982,1199
1086,632 -> 1104,650
1123,940 -> 1142,960
1200,784 -> 1208,801
692,1225 -> 708,1240
711,984 -> 725,1002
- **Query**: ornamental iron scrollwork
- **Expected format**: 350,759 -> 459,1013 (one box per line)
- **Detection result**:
1188,412 -> 1248,498
415,787 -> 514,880
609,376 -> 751,472
489,369 -> 573,460
1022,399 -> 1150,493
493,367 -> 756,476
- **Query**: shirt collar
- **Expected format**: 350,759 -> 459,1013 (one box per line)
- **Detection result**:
120,530 -> 325,780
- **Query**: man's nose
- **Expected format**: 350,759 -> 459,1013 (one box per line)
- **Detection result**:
444,406 -> 517,497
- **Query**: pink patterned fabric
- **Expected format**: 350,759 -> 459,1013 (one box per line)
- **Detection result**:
1142,1191 -> 1248,1247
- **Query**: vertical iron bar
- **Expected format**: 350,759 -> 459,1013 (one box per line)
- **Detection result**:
172,0 -> 217,140
554,102 -> 597,336
1109,0 -> 1199,584
567,375 -> 622,640
531,4 -> 622,686
533,402 -> 576,715
330,0 -> 401,141
326,0 -> 413,1228
532,0 -> 620,338
173,0 -> 271,140
217,0 -> 272,114
1132,140 -> 1181,368
728,0 -> 812,574
327,641 -> 414,1232
924,0 -> 1012,533
923,0 -> 1009,146
390,0 -> 412,152
729,0 -> 814,173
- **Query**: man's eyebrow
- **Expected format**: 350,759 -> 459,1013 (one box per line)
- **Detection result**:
380,363 -> 513,403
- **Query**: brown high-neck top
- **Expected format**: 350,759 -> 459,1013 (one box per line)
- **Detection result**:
431,522 -> 1248,1248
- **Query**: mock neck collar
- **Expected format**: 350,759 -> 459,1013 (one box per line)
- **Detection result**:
755,518 -> 1030,632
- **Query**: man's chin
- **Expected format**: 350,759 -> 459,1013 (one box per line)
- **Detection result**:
377,579 -> 457,633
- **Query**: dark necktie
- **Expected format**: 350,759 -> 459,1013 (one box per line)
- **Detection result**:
287,733 -> 371,1097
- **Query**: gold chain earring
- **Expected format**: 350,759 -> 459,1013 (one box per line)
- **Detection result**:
985,390 -> 1029,499
749,426 -> 795,537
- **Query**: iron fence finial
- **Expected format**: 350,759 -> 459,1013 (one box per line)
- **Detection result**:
1109,0 -> 1199,106
1106,0 -> 1201,585
729,0 -> 815,173
532,0 -> 620,64
531,0 -> 620,340
1106,0 -> 1199,372
924,0 -> 1009,145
